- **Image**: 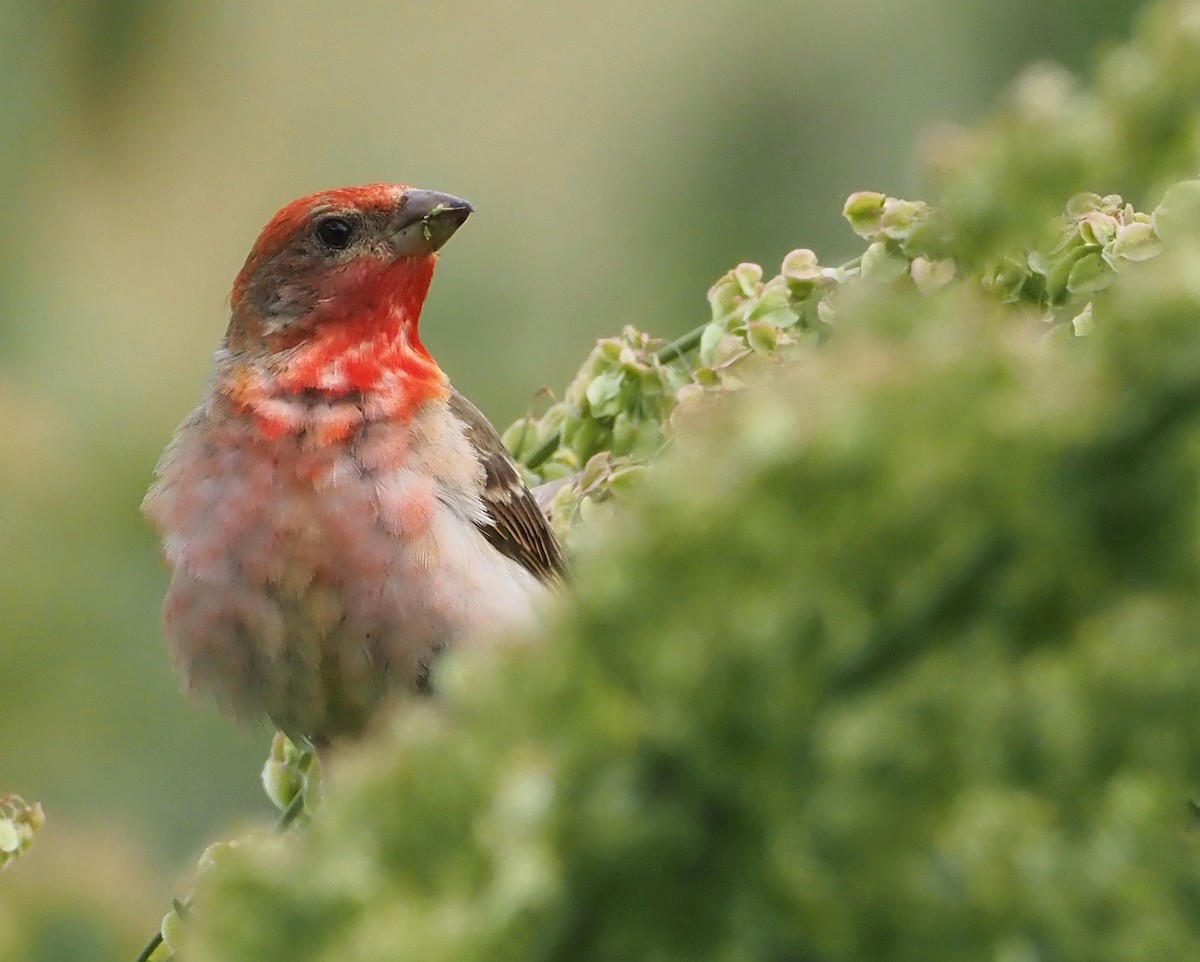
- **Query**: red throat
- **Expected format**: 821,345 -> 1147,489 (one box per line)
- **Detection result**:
227,254 -> 450,439
278,254 -> 444,394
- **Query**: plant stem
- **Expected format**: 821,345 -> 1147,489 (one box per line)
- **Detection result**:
278,785 -> 308,830
653,324 -> 706,364
132,932 -> 165,962
131,746 -> 315,962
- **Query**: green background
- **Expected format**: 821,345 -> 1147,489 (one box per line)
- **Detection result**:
0,0 -> 1144,956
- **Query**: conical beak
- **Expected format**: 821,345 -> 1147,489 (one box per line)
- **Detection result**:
391,189 -> 474,256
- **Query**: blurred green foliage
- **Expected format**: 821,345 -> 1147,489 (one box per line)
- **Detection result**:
0,795 -> 44,870
507,182 -> 1177,549
155,1 -> 1200,958
182,220 -> 1200,960
0,0 -> 1165,959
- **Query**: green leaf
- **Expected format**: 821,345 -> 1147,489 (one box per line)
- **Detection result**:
733,262 -> 763,297
861,241 -> 909,282
843,191 -> 887,238
1078,211 -> 1118,246
1106,221 -> 1162,264
747,320 -> 779,353
1151,179 -> 1200,243
584,371 -> 625,418
910,257 -> 956,294
878,199 -> 930,242
0,819 -> 19,855
1065,251 -> 1112,293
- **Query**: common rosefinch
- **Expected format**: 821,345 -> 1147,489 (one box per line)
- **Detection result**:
143,184 -> 563,744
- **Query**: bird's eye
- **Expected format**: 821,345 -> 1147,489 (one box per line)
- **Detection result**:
315,215 -> 355,250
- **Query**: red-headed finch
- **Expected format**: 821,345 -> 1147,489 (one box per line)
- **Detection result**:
143,184 -> 563,744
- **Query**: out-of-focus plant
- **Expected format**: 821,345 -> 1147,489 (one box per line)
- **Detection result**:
123,1 -> 1200,959
511,177 -> 1188,543
176,219 -> 1200,961
0,796 -> 43,870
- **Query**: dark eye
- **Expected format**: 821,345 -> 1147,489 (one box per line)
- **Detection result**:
315,215 -> 355,250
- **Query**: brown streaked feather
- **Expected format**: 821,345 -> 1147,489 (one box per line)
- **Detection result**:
447,389 -> 565,583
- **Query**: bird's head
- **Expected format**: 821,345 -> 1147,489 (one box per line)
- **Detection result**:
223,183 -> 472,400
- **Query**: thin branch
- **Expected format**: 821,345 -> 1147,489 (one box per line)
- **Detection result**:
132,928 -> 167,962
653,323 -> 707,365
278,785 -> 308,830
131,744 -> 315,962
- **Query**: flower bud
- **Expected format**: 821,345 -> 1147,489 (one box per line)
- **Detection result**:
861,241 -> 909,282
843,191 -> 886,238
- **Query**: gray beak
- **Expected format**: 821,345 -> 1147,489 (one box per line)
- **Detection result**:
392,189 -> 474,256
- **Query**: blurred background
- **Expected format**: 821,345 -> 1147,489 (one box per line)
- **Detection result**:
0,0 -> 1143,956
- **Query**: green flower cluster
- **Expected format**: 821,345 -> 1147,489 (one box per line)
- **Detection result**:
500,327 -> 686,540
0,795 -> 43,870
932,0 -> 1200,259
982,190 -> 1166,324
509,174 -> 1198,528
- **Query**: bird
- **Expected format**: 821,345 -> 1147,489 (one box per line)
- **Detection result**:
143,184 -> 564,745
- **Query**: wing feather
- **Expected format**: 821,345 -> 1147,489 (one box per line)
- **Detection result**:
447,389 -> 565,583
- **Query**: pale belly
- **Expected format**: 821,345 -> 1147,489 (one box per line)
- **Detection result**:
144,404 -> 545,740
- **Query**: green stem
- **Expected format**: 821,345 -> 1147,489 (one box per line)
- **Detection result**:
131,745 -> 315,962
132,932 -> 165,962
278,785 -> 308,830
653,324 -> 706,364
521,429 -> 561,472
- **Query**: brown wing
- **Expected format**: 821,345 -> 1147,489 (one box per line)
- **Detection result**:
448,389 -> 565,584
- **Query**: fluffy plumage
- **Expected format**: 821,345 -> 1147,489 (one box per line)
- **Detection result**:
143,184 -> 563,741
